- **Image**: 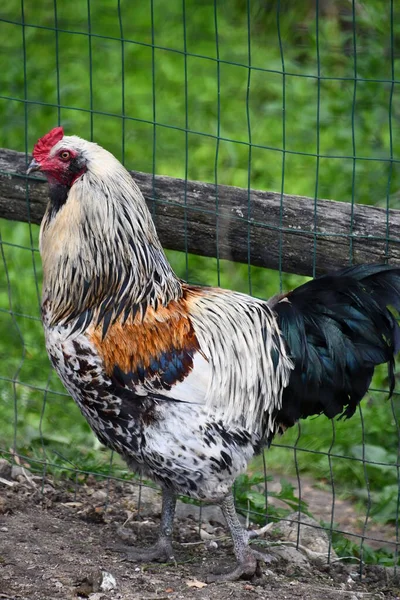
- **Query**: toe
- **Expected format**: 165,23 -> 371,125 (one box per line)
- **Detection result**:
206,546 -> 277,583
108,540 -> 174,563
250,548 -> 276,564
206,550 -> 259,583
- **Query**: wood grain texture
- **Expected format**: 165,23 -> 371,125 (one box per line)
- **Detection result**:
1,147 -> 399,276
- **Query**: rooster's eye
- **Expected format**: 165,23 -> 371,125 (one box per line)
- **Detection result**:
59,151 -> 71,161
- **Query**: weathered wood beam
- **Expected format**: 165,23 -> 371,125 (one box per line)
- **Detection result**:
1,147 -> 399,276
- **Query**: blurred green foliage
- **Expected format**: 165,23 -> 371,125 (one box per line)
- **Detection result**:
0,0 -> 399,560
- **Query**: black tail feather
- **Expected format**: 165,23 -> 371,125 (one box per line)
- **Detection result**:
271,264 -> 400,430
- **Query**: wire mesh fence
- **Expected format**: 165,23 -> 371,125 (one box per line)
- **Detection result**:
0,0 -> 399,577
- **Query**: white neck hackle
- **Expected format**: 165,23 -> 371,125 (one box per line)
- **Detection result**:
40,136 -> 182,329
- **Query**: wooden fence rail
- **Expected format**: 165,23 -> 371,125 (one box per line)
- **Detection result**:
1,148 -> 399,276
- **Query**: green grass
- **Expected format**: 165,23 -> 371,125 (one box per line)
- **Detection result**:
1,0 -> 400,558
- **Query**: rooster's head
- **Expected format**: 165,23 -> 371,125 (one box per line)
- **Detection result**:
27,126 -> 90,187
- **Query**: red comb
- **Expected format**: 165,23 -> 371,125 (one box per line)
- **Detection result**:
33,127 -> 64,161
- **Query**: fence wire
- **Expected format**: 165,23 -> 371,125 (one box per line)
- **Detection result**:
0,0 -> 399,578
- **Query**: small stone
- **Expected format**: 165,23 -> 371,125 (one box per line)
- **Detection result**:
11,465 -> 25,480
99,571 -> 117,592
91,490 -> 108,503
206,540 -> 218,550
0,459 -> 11,477
263,569 -> 275,578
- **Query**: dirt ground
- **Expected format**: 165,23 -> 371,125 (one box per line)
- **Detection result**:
0,459 -> 399,600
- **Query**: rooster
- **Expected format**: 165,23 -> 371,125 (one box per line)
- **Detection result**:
27,127 -> 400,582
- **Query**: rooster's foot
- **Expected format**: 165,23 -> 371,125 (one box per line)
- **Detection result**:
206,547 -> 274,583
111,488 -> 176,564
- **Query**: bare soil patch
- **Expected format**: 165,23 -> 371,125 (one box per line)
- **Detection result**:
0,463 -> 398,600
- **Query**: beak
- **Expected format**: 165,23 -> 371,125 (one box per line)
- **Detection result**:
26,158 -> 41,175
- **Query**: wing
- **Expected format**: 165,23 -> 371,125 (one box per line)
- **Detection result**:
187,286 -> 292,432
88,284 -> 293,435
88,290 -> 211,406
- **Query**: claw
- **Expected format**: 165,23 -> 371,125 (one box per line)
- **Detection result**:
250,546 -> 276,564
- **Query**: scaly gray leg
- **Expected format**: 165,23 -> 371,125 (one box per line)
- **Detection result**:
115,487 -> 176,563
207,491 -> 274,583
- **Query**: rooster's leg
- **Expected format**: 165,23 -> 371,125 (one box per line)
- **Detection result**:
117,487 -> 176,563
207,492 -> 274,583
